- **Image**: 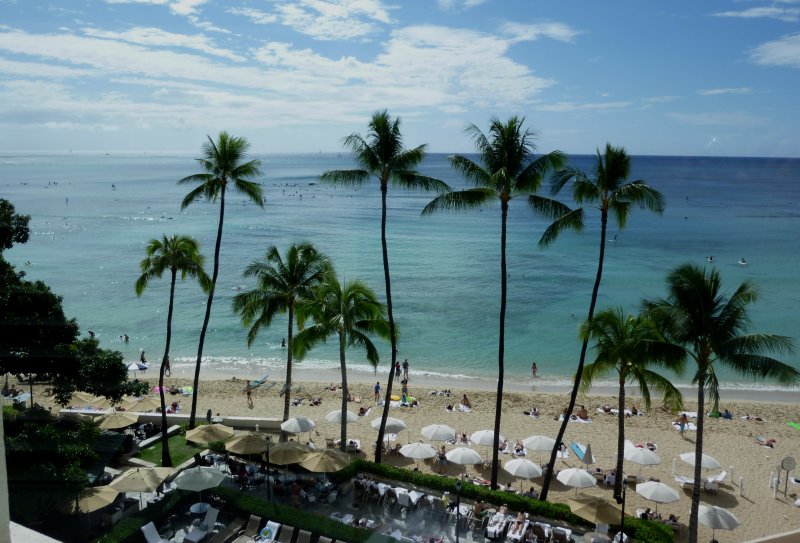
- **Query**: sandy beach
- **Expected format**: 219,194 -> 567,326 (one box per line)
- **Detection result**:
34,368 -> 800,542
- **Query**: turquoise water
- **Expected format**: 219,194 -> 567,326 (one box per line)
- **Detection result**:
2,153 -> 799,391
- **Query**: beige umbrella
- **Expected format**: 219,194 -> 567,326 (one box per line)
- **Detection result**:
90,396 -> 117,410
68,392 -> 95,406
226,433 -> 268,455
185,423 -> 235,444
266,442 -> 314,466
125,397 -> 160,412
299,449 -> 351,473
96,412 -> 138,430
65,486 -> 120,514
567,495 -> 624,526
110,467 -> 173,493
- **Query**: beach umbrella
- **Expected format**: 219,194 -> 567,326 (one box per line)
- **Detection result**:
635,481 -> 679,513
110,467 -> 172,493
125,397 -> 160,412
580,443 -> 596,466
226,433 -> 268,455
96,412 -> 138,430
127,361 -> 148,377
421,424 -> 456,442
399,442 -> 437,470
503,458 -> 542,490
523,435 -> 556,451
174,466 -> 227,509
567,495 -> 623,526
371,416 -> 406,434
624,446 -> 661,474
185,423 -> 235,444
89,396 -> 117,410
266,442 -> 314,465
68,392 -> 95,406
556,468 -> 597,495
66,486 -> 120,514
445,446 -> 483,471
299,449 -> 351,473
698,505 -> 740,541
325,409 -> 358,423
470,429 -> 504,447
679,452 -> 721,470
281,416 -> 316,434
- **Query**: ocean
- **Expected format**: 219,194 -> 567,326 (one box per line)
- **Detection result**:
2,153 -> 799,392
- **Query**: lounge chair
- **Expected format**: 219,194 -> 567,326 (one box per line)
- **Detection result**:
552,527 -> 572,542
277,525 -> 295,543
295,529 -> 312,543
318,537 -> 335,543
209,517 -> 245,543
506,520 -> 528,542
184,506 -> 220,543
241,515 -> 262,538
140,521 -> 170,543
485,512 -> 509,540
531,522 -> 552,542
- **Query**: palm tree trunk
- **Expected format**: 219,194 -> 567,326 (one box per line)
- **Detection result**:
614,370 -> 626,501
374,181 -> 397,463
159,270 -> 177,467
688,374 -> 706,543
281,304 -> 294,442
189,188 -> 225,428
541,209 -> 609,499
339,333 -> 348,453
490,201 -> 508,489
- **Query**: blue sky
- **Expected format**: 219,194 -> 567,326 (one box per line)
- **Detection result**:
1,0 -> 799,156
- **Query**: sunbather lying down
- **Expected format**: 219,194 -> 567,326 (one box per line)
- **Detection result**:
755,436 -> 777,448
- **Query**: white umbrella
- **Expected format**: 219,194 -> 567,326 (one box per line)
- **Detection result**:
371,416 -> 406,434
504,458 -> 542,490
698,505 -> 740,540
399,442 -> 437,470
281,416 -> 316,439
679,452 -> 722,470
174,466 -> 227,510
635,481 -> 680,513
446,447 -> 483,465
523,435 -> 556,451
624,446 -> 661,474
421,424 -> 456,442
470,429 -> 504,447
325,409 -> 358,423
556,467 -> 597,495
580,443 -> 596,466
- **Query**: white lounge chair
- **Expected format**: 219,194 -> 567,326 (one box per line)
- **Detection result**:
184,506 -> 219,543
140,521 -> 170,543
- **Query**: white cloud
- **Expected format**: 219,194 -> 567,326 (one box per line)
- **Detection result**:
273,0 -> 393,40
0,57 -> 94,78
170,0 -> 208,16
534,101 -> 631,112
227,7 -> 278,25
500,22 -> 580,43
749,33 -> 800,68
105,0 -> 168,4
697,87 -> 753,96
436,0 -> 488,10
713,7 -> 800,22
81,26 -> 243,61
665,111 -> 769,126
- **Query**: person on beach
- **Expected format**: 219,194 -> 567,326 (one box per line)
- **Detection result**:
140,350 -> 147,364
374,381 -> 381,404
677,413 -> 688,435
281,338 -> 286,348
395,362 -> 401,378
245,380 -> 253,407
402,358 -> 409,380
437,445 -> 447,473
460,394 -> 472,409
531,362 -> 537,378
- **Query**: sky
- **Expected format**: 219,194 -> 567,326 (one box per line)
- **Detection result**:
1,0 -> 799,157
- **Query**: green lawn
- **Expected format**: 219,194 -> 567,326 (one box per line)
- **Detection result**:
138,434 -> 204,466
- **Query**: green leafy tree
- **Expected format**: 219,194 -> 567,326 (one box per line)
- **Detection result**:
293,272 -> 390,450
539,144 -> 664,500
321,110 -> 447,462
135,234 -> 209,466
644,264 -> 797,543
0,198 -> 30,251
179,132 -> 264,428
232,242 -> 331,439
580,307 -> 684,502
423,116 -> 573,488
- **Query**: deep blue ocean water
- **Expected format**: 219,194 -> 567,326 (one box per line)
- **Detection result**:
2,153 -> 799,391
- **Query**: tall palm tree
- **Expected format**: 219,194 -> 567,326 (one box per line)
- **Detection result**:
644,264 -> 797,543
580,307 -> 684,502
135,234 -> 209,466
179,132 -> 263,428
231,242 -> 331,439
538,143 -> 664,500
423,116 -> 575,488
292,273 -> 391,451
321,110 -> 447,462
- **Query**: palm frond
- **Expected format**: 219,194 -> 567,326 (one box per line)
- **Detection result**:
537,207 -> 584,247
449,155 -> 490,187
320,169 -> 371,186
391,172 -> 451,194
421,188 -> 495,215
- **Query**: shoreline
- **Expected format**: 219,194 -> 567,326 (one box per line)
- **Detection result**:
160,364 -> 800,405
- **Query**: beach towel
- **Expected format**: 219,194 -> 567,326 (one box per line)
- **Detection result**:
671,421 -> 697,431
180,386 -> 193,396
250,374 -> 269,388
459,404 -> 471,412
559,415 -> 592,423
787,421 -> 800,431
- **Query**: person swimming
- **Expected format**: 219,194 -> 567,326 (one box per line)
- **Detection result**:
739,257 -> 747,266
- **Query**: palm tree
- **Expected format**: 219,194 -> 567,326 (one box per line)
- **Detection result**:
135,234 -> 209,466
292,272 -> 391,451
644,264 -> 797,543
423,116 -> 575,488
321,110 -> 447,462
538,143 -> 664,500
580,307 -> 684,502
179,132 -> 263,428
231,242 -> 331,439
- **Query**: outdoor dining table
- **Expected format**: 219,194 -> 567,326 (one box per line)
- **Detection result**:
189,502 -> 210,514
278,473 -> 297,484
371,482 -> 392,496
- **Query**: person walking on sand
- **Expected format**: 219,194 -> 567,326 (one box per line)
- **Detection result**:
402,358 -> 409,380
677,413 -> 688,436
246,380 -> 254,407
531,361 -> 538,378
374,381 -> 381,404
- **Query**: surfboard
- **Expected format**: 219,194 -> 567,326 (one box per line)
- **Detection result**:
787,421 -> 800,431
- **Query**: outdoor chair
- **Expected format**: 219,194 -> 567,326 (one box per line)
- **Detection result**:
277,525 -> 296,543
318,537 -> 335,543
184,506 -> 220,543
531,523 -> 551,543
552,527 -> 572,543
240,515 -> 262,538
209,517 -> 245,543
140,521 -> 170,543
295,529 -> 313,543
